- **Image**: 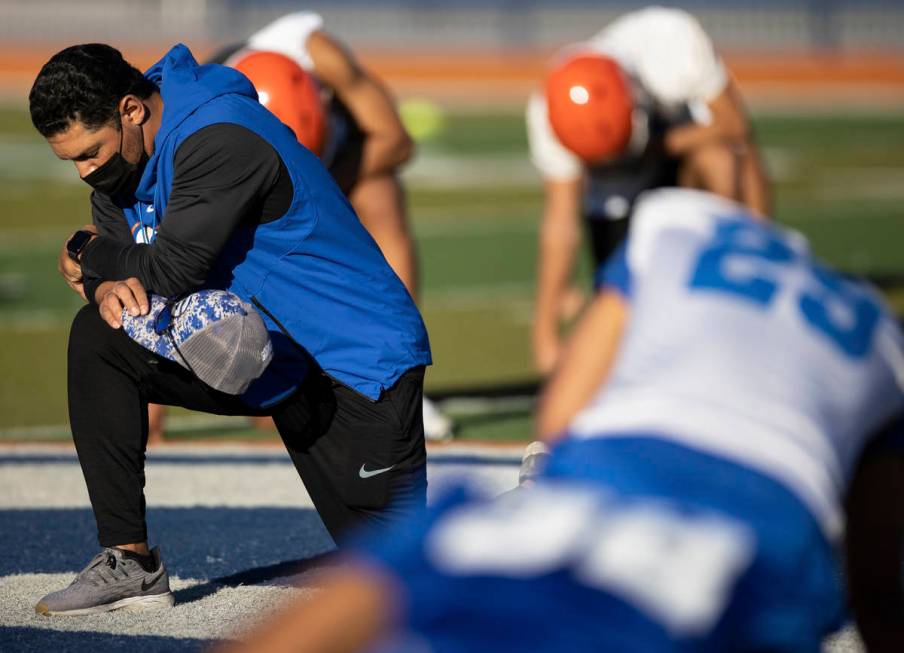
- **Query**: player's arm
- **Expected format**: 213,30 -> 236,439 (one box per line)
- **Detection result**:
307,31 -> 413,179
214,563 -> 400,653
534,177 -> 584,374
844,416 -> 904,652
663,80 -> 749,156
628,9 -> 769,215
536,287 -> 628,442
665,81 -> 771,216
526,92 -> 587,374
636,10 -> 748,158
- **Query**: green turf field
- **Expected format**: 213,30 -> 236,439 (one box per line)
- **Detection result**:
1,106 -> 902,441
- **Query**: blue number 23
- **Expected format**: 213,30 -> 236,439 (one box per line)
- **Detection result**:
688,219 -> 880,359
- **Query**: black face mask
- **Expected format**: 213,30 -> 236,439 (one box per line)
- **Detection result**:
82,119 -> 148,197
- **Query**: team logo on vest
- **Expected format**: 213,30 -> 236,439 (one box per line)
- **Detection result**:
132,222 -> 157,245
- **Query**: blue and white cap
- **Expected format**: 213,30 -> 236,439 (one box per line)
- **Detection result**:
122,290 -> 274,395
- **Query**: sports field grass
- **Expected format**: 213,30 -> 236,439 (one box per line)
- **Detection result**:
1,106 -> 902,441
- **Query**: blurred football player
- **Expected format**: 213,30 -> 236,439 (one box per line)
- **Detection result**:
147,13 -> 452,445
529,6 -> 771,374
215,189 -> 904,653
212,13 -> 416,287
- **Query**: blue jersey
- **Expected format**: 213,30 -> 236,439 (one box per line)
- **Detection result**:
349,190 -> 903,652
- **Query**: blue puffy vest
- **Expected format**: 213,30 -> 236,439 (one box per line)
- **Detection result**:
121,44 -> 430,405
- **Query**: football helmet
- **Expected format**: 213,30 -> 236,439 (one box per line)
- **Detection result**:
545,53 -> 633,163
230,49 -> 326,156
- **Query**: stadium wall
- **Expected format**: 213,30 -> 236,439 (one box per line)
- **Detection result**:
3,1 -> 904,51
2,1 -> 903,107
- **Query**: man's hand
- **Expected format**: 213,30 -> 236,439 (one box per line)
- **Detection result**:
58,224 -> 97,301
96,278 -> 149,329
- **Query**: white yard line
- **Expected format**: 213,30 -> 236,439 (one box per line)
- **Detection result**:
0,443 -> 522,510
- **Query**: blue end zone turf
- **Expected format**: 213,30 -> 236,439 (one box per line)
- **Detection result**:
0,507 -> 333,579
0,627 -> 210,653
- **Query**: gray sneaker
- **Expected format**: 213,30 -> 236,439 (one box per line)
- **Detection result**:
35,546 -> 174,616
518,441 -> 550,487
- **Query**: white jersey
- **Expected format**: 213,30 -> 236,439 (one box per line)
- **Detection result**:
568,189 -> 904,538
527,7 -> 727,183
247,11 -> 324,71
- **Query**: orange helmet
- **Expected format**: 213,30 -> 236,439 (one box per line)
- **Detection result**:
230,50 -> 326,156
545,53 -> 633,164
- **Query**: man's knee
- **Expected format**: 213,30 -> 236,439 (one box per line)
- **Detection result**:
70,305 -> 106,352
68,304 -> 129,365
681,143 -> 739,200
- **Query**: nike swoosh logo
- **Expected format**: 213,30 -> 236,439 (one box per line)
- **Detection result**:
141,569 -> 165,592
359,464 -> 395,479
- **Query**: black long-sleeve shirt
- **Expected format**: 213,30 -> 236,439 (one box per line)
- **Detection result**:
81,123 -> 292,302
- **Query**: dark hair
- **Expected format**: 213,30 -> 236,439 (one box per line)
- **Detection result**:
29,43 -> 158,137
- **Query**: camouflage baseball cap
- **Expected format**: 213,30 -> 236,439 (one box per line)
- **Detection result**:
122,290 -> 273,395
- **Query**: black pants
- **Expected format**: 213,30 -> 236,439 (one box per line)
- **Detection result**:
68,305 -> 427,548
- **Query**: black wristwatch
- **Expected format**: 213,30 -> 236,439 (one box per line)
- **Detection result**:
66,230 -> 95,263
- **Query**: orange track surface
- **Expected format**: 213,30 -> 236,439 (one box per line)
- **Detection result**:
3,46 -> 903,105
